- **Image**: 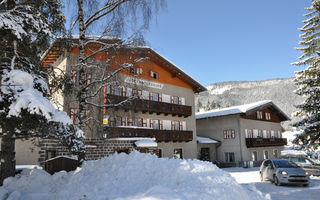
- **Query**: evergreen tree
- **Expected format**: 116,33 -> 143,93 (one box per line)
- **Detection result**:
292,0 -> 320,150
0,0 -> 84,184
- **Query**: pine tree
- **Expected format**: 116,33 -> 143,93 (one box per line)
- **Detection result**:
292,0 -> 320,150
0,0 -> 84,184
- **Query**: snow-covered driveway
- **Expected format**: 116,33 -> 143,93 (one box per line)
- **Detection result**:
224,167 -> 320,200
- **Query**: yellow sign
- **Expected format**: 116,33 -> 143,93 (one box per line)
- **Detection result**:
103,115 -> 109,125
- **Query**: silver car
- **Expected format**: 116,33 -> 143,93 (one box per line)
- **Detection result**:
288,157 -> 320,176
260,159 -> 309,186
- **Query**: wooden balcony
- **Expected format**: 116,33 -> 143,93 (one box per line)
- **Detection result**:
245,138 -> 287,148
104,126 -> 193,142
105,94 -> 192,117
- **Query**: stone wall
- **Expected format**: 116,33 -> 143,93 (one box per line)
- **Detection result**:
39,138 -> 156,166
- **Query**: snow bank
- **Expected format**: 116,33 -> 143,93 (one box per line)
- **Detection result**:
0,152 -> 269,200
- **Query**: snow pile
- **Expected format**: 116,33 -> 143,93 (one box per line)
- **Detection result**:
0,152 -> 269,200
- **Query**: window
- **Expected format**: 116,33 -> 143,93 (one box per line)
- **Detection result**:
129,67 -> 136,74
273,149 -> 278,158
113,87 -> 122,96
252,151 -> 258,162
109,116 -> 116,126
264,150 -> 269,159
136,118 -> 147,127
127,118 -> 133,126
150,71 -> 158,79
246,129 -> 253,138
274,131 -> 279,138
70,108 -> 79,125
258,130 -> 263,138
171,96 -> 181,104
225,152 -> 235,163
86,73 -> 92,85
150,92 -> 162,102
172,121 -> 182,131
266,130 -> 271,138
173,148 -> 183,159
150,119 -> 163,130
257,111 -> 263,119
265,112 -> 271,120
223,130 -> 235,139
71,70 -> 78,85
132,89 -> 142,97
129,67 -> 143,75
115,116 -> 126,126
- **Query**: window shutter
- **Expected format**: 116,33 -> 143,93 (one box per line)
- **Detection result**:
159,94 -> 162,102
178,97 -> 182,105
231,130 -> 235,138
171,121 -> 174,130
223,130 -> 227,139
179,121 -> 182,131
160,120 -> 163,130
150,119 -> 153,128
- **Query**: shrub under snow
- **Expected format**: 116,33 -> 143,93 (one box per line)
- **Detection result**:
0,152 -> 269,200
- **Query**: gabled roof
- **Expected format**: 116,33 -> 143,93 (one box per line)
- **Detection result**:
196,100 -> 290,121
41,37 -> 207,93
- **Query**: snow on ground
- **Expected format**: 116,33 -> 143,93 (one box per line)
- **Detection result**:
0,152 -> 269,200
224,167 -> 320,200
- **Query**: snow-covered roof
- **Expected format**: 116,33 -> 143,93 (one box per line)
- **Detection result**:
135,138 -> 157,148
281,150 -> 308,157
196,100 -> 289,120
41,37 -> 207,93
197,136 -> 219,144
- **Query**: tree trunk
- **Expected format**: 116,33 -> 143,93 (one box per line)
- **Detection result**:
0,136 -> 15,186
77,0 -> 86,162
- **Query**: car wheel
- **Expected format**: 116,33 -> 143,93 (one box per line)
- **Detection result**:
274,175 -> 281,186
260,173 -> 264,182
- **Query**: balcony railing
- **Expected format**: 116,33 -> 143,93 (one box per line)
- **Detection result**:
104,126 -> 193,142
245,138 -> 287,148
105,94 -> 192,117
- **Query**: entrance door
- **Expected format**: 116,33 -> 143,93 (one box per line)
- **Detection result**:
200,148 -> 210,161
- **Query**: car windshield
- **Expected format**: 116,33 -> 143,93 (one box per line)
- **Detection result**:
290,157 -> 314,164
273,160 -> 298,168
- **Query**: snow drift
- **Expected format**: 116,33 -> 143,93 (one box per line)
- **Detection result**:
0,152 -> 269,200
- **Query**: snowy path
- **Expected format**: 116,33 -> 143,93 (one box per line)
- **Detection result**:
224,167 -> 320,200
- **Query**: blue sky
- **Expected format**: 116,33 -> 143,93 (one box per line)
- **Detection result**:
144,0 -> 310,86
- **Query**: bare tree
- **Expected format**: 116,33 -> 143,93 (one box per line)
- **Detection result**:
48,0 -> 166,160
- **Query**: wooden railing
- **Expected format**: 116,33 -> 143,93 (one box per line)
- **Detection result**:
245,138 -> 287,148
104,126 -> 193,142
105,94 -> 192,117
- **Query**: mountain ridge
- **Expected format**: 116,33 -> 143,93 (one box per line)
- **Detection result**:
195,77 -> 305,130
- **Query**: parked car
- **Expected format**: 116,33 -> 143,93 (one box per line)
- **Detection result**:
260,159 -> 309,186
288,157 -> 320,176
